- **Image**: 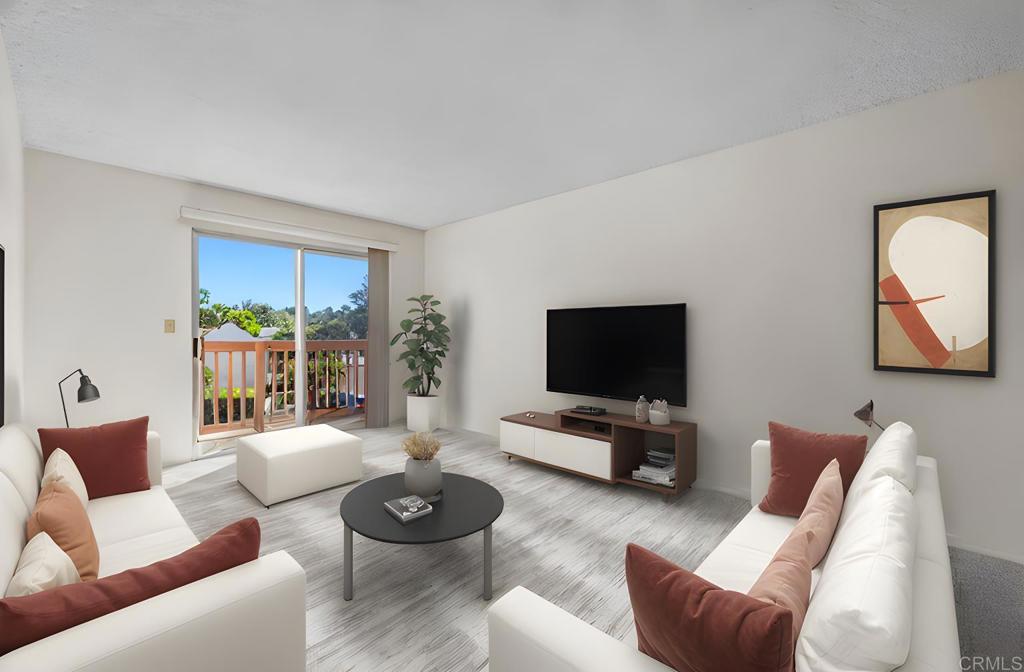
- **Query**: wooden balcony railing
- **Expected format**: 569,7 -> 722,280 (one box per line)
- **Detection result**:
200,339 -> 367,436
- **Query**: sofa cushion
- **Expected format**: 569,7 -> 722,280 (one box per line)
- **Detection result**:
98,527 -> 198,578
759,422 -> 865,517
795,476 -> 917,672
626,543 -> 793,672
0,426 -> 42,512
86,486 -> 189,548
851,421 -> 917,496
0,475 -> 30,596
696,507 -> 799,594
0,517 -> 260,656
4,532 -> 80,597
41,449 -> 89,508
38,417 -> 150,499
27,482 -> 100,582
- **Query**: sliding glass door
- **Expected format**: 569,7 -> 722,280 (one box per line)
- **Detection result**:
193,234 -> 368,457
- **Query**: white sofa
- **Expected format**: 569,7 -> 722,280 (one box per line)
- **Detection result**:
488,435 -> 960,672
0,424 -> 307,672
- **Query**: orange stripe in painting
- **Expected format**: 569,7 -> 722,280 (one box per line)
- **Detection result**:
879,274 -> 950,368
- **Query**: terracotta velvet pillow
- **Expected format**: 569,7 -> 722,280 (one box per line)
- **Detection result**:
0,517 -> 260,655
38,417 -> 150,499
26,482 -> 100,582
759,422 -> 866,517
625,543 -> 793,672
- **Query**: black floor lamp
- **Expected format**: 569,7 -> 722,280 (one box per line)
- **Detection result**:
59,369 -> 100,428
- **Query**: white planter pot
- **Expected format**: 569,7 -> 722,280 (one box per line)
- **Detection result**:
407,395 -> 441,432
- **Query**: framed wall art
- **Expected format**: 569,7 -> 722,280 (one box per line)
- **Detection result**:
874,190 -> 995,377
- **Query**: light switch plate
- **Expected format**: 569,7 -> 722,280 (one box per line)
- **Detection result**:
164,319 -> 175,333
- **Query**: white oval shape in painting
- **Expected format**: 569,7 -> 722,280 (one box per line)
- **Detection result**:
888,215 -> 988,351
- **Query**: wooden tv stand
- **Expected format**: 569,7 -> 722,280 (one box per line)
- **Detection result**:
499,409 -> 697,497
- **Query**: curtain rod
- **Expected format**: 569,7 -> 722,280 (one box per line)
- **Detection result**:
179,206 -> 399,252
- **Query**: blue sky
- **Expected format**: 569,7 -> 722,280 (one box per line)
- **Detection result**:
198,236 -> 368,311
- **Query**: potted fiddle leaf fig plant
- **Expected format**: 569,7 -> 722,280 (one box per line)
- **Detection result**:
391,294 -> 451,431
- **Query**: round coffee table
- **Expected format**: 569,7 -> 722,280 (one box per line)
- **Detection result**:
339,472 -> 504,600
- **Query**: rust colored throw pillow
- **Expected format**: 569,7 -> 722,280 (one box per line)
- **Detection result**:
625,544 -> 793,672
26,482 -> 100,582
0,517 -> 260,656
38,417 -> 150,499
759,422 -> 866,517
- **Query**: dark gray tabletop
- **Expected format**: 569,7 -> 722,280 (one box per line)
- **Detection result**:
339,473 -> 503,544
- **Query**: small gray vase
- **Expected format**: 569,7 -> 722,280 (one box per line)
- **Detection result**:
404,457 -> 442,502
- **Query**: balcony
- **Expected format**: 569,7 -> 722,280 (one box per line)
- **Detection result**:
200,338 -> 367,437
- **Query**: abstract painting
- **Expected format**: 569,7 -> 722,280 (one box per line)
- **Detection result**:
874,191 -> 995,377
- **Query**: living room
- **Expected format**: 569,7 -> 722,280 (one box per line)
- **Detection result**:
0,3 -> 1021,671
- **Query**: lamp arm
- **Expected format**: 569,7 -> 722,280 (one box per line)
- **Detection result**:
58,369 -> 84,429
872,420 -> 888,431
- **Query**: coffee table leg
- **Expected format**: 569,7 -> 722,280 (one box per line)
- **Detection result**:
343,523 -> 353,601
483,524 -> 492,600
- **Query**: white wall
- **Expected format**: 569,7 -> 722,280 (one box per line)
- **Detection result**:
23,150 -> 424,464
426,71 -> 1024,562
0,32 -> 25,424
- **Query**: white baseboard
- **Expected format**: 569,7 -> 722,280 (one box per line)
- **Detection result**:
694,481 -> 750,502
947,535 -> 1024,565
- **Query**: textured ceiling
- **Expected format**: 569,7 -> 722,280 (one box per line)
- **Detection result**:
2,1 -> 1022,228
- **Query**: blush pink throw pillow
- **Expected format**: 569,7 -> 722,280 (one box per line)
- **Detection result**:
749,459 -> 846,653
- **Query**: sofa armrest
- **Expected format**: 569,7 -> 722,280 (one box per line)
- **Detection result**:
750,439 -> 770,507
0,551 -> 306,672
488,586 -> 672,672
147,431 -> 162,486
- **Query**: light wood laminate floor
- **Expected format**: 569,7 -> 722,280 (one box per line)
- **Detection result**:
166,424 -> 750,671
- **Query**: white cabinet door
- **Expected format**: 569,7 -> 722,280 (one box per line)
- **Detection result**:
535,430 -> 611,481
500,421 -> 535,458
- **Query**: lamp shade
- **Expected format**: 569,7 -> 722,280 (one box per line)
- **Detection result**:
853,399 -> 874,426
77,375 -> 100,403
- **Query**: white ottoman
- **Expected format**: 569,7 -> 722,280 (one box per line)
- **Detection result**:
237,424 -> 363,506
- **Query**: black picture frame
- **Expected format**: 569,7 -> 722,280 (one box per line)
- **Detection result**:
873,190 -> 995,378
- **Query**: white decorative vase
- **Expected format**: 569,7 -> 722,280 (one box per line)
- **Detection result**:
635,396 -> 651,423
649,409 -> 671,426
407,395 -> 441,432
405,457 -> 442,502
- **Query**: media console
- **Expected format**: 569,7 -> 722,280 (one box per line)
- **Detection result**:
499,409 -> 697,497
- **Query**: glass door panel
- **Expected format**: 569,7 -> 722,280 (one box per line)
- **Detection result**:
301,251 -> 369,429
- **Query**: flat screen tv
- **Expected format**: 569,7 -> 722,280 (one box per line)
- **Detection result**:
547,303 -> 686,407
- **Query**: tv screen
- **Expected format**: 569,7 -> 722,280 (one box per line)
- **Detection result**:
547,303 -> 686,406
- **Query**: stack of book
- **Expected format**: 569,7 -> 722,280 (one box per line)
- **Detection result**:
632,447 -> 676,487
384,495 -> 433,524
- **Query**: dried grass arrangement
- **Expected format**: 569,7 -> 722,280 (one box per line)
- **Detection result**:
402,432 -> 441,461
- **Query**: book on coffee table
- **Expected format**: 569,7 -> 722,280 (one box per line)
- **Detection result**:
384,495 -> 433,524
